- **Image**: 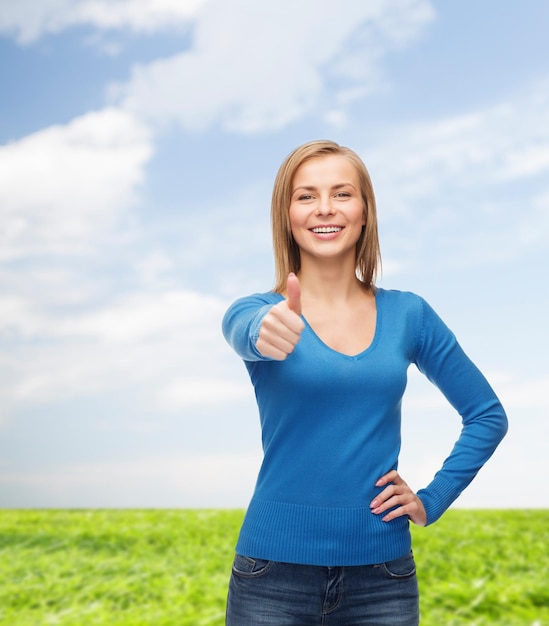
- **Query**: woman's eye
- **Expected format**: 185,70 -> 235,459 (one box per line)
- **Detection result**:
336,192 -> 351,198
298,194 -> 313,201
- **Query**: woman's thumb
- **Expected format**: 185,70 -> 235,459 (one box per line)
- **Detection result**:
286,273 -> 302,315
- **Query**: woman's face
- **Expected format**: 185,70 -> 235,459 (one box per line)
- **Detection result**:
288,154 -> 365,266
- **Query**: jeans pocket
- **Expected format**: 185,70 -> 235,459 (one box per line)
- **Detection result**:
231,553 -> 274,579
379,551 -> 417,579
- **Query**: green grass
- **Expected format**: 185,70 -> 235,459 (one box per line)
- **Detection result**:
411,510 -> 549,625
0,509 -> 547,625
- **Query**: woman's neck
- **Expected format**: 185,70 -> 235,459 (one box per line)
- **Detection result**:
297,258 -> 369,304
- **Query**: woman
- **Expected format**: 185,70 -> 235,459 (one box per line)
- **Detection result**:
222,140 -> 508,625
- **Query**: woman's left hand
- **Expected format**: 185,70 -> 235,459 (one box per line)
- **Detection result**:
370,470 -> 427,527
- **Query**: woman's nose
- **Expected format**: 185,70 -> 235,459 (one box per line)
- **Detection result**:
315,196 -> 335,216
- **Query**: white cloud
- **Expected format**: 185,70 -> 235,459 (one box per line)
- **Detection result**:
0,452 -> 262,507
0,0 -> 208,43
135,250 -> 176,287
157,377 -> 251,411
498,375 -> 549,411
0,296 -> 39,338
365,77 -> 549,269
56,290 -> 226,342
0,107 -> 153,260
519,191 -> 549,246
115,0 -> 435,133
369,79 -> 549,205
0,288 -> 231,408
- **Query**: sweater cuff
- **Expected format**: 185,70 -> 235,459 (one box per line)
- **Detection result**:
416,474 -> 462,525
247,304 -> 276,359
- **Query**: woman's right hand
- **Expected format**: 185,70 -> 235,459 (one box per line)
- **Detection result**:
256,273 -> 305,360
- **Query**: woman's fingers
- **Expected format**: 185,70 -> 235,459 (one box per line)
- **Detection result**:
256,321 -> 302,359
370,471 -> 427,526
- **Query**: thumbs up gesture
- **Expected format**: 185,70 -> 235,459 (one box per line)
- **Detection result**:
256,273 -> 305,360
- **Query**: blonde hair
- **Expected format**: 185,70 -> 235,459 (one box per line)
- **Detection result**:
271,140 -> 381,292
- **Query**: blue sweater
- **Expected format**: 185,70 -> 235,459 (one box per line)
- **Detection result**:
222,288 -> 508,566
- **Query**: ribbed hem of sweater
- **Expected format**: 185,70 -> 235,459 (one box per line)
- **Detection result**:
235,498 -> 412,567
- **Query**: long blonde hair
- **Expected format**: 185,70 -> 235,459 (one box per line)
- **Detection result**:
271,140 -> 381,292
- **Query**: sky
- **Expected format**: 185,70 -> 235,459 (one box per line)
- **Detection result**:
0,0 -> 548,509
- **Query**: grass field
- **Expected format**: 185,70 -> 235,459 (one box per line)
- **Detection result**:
0,509 -> 547,625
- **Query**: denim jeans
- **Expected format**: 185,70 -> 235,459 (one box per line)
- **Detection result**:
226,551 -> 419,626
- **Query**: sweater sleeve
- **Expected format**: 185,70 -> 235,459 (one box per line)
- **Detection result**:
412,297 -> 508,525
222,293 -> 276,362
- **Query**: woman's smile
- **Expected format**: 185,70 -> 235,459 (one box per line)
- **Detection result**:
309,224 -> 344,238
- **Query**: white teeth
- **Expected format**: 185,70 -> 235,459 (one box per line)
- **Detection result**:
312,226 -> 342,233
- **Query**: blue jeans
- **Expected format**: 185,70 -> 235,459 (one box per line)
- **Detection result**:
226,551 -> 419,626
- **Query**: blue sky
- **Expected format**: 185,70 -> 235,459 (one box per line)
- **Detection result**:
1,0 -> 548,509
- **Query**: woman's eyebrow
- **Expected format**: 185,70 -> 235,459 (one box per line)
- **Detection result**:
292,182 -> 357,194
332,183 -> 357,190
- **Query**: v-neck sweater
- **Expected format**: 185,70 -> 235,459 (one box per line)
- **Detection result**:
222,287 -> 507,566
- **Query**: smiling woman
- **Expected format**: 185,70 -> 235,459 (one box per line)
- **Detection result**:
221,139 -> 508,626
